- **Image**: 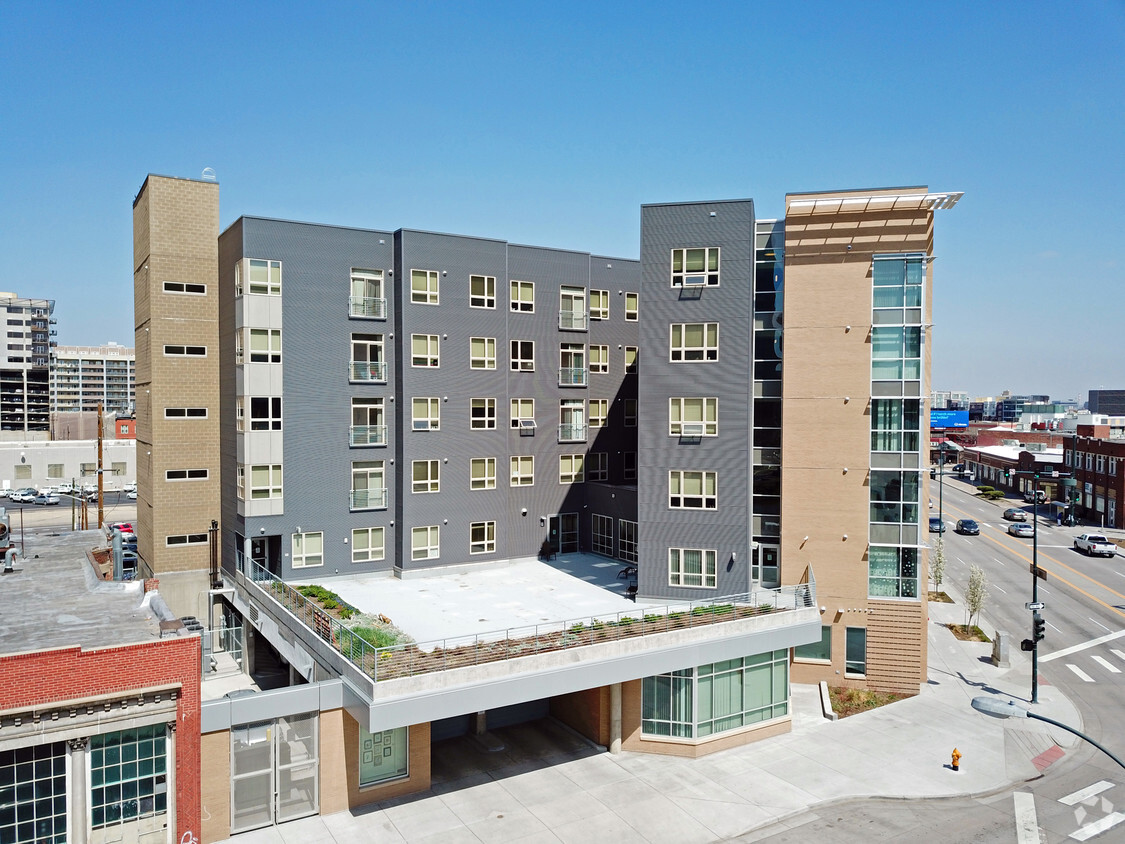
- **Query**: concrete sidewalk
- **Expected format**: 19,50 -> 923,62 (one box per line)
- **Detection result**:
219,595 -> 1083,843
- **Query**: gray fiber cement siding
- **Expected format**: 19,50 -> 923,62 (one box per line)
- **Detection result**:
638,201 -> 756,600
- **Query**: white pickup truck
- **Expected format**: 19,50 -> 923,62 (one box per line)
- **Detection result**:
1073,534 -> 1118,558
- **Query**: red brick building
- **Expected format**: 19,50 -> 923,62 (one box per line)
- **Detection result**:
1066,426 -> 1125,529
0,531 -> 201,844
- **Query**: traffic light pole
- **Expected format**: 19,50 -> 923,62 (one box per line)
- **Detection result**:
1031,473 -> 1042,703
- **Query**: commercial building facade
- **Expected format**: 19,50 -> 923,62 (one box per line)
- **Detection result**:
1066,425 -> 1125,528
135,175 -> 958,839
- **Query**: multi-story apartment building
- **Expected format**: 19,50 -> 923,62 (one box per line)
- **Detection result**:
1089,389 -> 1125,416
0,292 -> 55,435
50,342 -> 136,414
135,175 -> 959,840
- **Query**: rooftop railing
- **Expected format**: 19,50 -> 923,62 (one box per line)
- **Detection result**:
240,558 -> 814,684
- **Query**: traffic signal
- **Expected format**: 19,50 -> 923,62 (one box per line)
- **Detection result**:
1033,613 -> 1046,642
1004,468 -> 1011,479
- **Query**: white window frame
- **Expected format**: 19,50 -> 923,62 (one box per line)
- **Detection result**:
470,337 -> 496,369
411,269 -> 439,305
669,397 -> 718,437
248,396 -> 282,431
625,292 -> 638,321
412,525 -> 440,560
470,457 -> 497,490
590,289 -> 609,320
589,399 -> 609,428
669,470 -> 717,509
352,527 -> 386,563
670,323 -> 719,362
163,281 -> 207,295
511,340 -> 535,371
510,398 -> 535,428
166,468 -> 208,481
350,268 -> 385,319
588,452 -> 608,482
248,328 -> 282,363
248,464 -> 282,500
470,397 -> 497,430
247,258 -> 282,295
351,460 -> 386,510
470,274 -> 496,309
671,247 -> 720,287
589,344 -> 608,374
351,334 -> 385,381
668,547 -> 718,588
510,455 -> 534,486
510,279 -> 535,312
412,460 -> 440,493
470,521 -> 496,554
411,334 -> 440,368
412,397 -> 440,431
163,345 -> 207,357
560,454 -> 585,484
292,531 -> 324,568
624,346 -> 638,373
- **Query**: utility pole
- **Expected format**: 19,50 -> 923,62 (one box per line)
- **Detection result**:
1031,471 -> 1041,703
96,401 -> 104,530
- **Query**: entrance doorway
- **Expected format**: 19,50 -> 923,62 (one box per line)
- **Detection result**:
229,712 -> 319,834
548,513 -> 579,553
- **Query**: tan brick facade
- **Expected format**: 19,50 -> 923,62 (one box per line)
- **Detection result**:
133,175 -> 221,616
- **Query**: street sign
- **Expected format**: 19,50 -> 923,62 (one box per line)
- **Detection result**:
1025,601 -> 1045,611
1030,564 -> 1047,580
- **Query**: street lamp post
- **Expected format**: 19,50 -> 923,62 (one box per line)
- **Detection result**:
938,450 -> 946,533
971,696 -> 1125,771
1031,472 -> 1041,704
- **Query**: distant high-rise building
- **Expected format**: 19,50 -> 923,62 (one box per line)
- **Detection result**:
50,342 -> 136,414
1089,389 -> 1125,415
0,292 -> 55,435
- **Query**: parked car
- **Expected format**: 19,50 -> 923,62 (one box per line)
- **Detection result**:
955,519 -> 980,535
1008,523 -> 1034,537
32,494 -> 60,506
1073,534 -> 1118,558
1002,508 -> 1028,522
10,488 -> 36,503
56,482 -> 75,494
1023,490 -> 1048,504
123,481 -> 137,493
82,483 -> 97,494
127,490 -> 137,500
928,517 -> 946,533
107,522 -> 134,536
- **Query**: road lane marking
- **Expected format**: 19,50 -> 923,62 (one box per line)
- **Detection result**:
1071,811 -> 1125,841
1013,791 -> 1038,844
1091,655 -> 1120,673
1089,617 -> 1112,632
1047,621 -> 1063,632
1039,586 -> 1050,594
1066,664 -> 1095,682
1113,649 -> 1125,662
1059,780 -> 1114,805
1041,630 -> 1125,662
993,557 -> 1007,566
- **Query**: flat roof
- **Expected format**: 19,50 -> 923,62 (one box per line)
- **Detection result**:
293,553 -> 648,648
967,445 -> 1065,462
0,527 -> 164,655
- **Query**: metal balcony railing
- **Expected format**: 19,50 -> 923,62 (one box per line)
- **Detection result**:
349,487 -> 387,510
350,425 -> 388,447
558,423 -> 587,443
349,296 -> 387,319
239,557 -> 815,684
350,361 -> 387,382
558,367 -> 587,387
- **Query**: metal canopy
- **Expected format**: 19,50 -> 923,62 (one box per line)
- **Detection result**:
786,191 -> 964,215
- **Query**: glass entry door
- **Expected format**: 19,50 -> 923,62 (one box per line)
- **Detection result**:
549,513 -> 579,553
757,544 -> 780,589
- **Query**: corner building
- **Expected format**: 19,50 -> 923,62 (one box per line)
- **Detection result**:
134,176 -> 959,839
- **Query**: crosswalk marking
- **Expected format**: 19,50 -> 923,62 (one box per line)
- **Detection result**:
1041,629 -> 1125,663
1112,649 -> 1125,662
1059,780 -> 1114,806
1014,792 -> 1039,844
1071,811 -> 1125,841
1092,655 -> 1121,674
1066,664 -> 1095,682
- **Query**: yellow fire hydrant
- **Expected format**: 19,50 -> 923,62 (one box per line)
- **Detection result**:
951,748 -> 962,772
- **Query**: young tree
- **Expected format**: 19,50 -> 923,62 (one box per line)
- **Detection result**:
965,564 -> 988,629
931,537 -> 946,595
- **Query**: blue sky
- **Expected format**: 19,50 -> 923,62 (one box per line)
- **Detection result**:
2,1 -> 1122,401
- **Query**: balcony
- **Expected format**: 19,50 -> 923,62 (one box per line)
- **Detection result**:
350,361 -> 387,382
558,368 -> 587,387
558,423 -> 587,443
558,311 -> 587,331
350,425 -> 388,447
349,488 -> 387,510
349,296 -> 387,320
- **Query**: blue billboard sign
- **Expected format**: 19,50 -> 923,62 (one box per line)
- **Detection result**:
931,409 -> 969,429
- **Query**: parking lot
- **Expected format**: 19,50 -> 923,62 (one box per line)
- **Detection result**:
1,492 -> 138,531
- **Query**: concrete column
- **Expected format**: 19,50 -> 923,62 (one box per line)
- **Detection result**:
472,711 -> 487,736
609,683 -> 622,755
66,736 -> 89,844
242,618 -> 256,675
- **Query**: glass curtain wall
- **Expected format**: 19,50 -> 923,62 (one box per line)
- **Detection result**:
752,221 -> 784,585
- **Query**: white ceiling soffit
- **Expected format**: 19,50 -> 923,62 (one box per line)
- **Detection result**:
786,192 -> 964,216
